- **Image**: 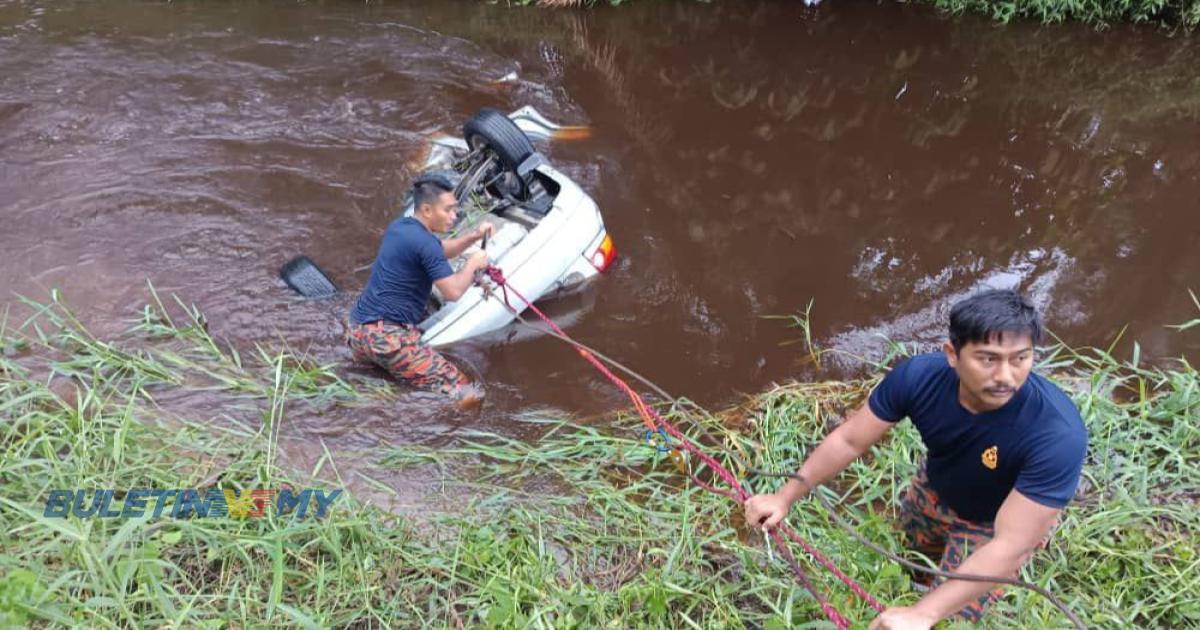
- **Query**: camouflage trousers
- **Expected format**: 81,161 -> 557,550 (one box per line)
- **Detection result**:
345,320 -> 470,398
898,464 -> 1011,622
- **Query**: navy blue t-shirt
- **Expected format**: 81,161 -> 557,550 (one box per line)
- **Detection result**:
349,217 -> 454,326
868,352 -> 1088,523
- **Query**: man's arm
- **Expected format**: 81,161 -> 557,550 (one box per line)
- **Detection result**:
869,491 -> 1061,630
442,224 -> 494,259
433,251 -> 489,302
744,403 -> 894,529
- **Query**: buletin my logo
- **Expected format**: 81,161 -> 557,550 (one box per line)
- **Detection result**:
981,445 -> 998,470
42,488 -> 342,519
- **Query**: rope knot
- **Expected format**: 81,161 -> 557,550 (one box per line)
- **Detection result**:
481,265 -> 512,309
484,265 -> 506,285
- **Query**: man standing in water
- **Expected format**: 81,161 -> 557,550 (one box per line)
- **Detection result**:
346,172 -> 493,402
744,289 -> 1088,628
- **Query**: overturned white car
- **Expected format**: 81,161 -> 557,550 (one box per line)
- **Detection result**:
413,107 -> 615,345
281,107 -> 615,346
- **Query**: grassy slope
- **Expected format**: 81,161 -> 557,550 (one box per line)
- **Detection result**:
537,0 -> 1200,29
0,293 -> 1197,628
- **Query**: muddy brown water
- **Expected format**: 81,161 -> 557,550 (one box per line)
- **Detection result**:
2,1 -> 1198,507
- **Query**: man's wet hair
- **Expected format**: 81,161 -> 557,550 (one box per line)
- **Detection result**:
948,289 -> 1043,352
412,172 -> 455,211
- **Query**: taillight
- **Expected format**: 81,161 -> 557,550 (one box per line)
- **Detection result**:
588,233 -> 616,272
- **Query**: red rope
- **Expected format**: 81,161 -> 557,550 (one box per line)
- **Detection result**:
481,267 -> 885,626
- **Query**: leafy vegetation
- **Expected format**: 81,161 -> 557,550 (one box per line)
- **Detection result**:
1,291 -> 1197,627
525,0 -> 1200,28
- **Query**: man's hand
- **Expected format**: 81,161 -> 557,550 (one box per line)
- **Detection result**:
743,493 -> 794,531
442,223 -> 496,259
467,250 -> 489,272
868,606 -> 938,630
436,250 -> 491,301
475,223 -> 496,242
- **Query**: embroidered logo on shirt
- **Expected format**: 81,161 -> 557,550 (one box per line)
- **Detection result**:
981,445 -> 999,470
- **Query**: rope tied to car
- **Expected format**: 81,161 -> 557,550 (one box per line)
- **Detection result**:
480,265 -> 882,628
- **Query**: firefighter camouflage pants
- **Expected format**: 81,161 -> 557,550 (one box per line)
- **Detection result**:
898,463 -> 1010,622
346,321 -> 470,398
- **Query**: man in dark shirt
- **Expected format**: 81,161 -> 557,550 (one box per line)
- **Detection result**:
744,289 -> 1088,628
346,173 -> 494,401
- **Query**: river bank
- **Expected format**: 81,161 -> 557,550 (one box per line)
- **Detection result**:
534,0 -> 1200,28
1,293 -> 1196,627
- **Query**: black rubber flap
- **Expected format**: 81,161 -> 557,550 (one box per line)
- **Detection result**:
280,255 -> 338,298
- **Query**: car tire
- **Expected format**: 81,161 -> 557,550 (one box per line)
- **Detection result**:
463,108 -> 535,172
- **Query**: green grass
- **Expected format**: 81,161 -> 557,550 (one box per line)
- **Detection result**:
526,0 -> 1200,28
1,291 -> 1198,627
925,0 -> 1200,28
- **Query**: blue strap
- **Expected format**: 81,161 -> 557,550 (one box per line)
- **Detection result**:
644,428 -> 672,453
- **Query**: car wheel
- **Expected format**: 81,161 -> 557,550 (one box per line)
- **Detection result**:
463,108 -> 535,173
